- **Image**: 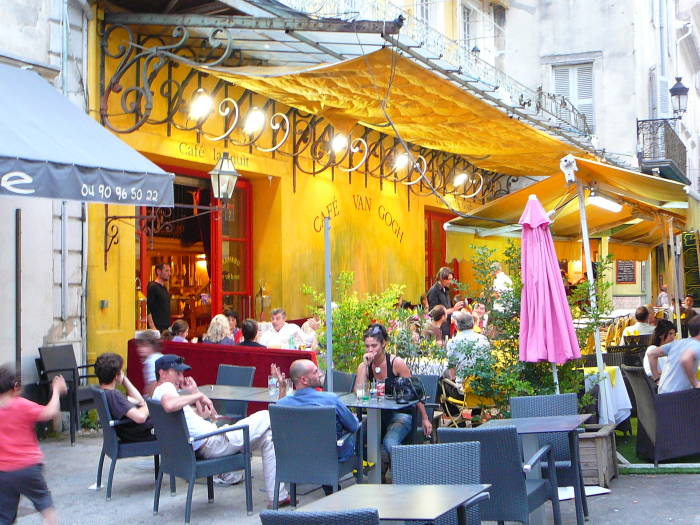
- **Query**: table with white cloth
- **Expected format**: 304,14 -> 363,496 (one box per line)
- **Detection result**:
583,366 -> 632,425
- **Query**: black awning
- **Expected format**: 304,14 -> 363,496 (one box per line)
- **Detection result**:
0,63 -> 174,206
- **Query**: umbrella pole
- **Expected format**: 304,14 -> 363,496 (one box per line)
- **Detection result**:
576,182 -> 611,423
324,216 -> 334,392
552,363 -> 560,395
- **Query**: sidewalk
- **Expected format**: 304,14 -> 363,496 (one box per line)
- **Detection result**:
15,433 -> 700,524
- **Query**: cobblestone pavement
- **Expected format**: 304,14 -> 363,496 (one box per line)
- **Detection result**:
13,434 -> 700,524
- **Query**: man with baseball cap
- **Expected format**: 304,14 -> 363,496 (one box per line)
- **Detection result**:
151,354 -> 289,508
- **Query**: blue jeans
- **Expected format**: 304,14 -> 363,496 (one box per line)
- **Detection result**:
382,412 -> 413,457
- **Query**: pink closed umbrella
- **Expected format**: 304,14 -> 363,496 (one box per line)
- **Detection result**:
519,194 -> 580,393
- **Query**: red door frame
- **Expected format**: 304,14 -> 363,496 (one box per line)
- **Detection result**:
425,209 -> 456,290
138,163 -> 253,317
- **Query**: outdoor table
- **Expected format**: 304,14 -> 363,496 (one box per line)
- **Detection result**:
481,414 -> 591,525
299,483 -> 491,524
583,366 -> 632,424
337,393 -> 419,484
202,384 -> 281,403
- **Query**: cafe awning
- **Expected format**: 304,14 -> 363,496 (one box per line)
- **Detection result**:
0,63 -> 174,206
445,156 -> 689,254
199,48 -> 590,176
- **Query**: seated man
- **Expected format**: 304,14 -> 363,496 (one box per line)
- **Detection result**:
94,352 -> 155,442
621,306 -> 655,345
151,355 -> 289,508
681,295 -> 698,338
238,319 -> 266,348
258,308 -> 304,349
648,316 -> 700,394
276,359 -> 360,462
446,311 -> 490,371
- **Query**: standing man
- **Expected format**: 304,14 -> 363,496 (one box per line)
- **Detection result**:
492,262 -> 513,312
147,263 -> 171,332
656,284 -> 671,310
426,267 -> 464,340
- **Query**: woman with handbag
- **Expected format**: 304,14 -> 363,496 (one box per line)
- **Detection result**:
355,324 -> 433,464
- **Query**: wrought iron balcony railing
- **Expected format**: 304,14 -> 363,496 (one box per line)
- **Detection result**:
636,118 -> 688,183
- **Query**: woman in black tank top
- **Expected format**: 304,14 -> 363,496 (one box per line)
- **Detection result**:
356,323 -> 433,459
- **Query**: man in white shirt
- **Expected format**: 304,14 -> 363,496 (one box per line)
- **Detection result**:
648,317 -> 700,393
656,284 -> 671,308
621,306 -> 655,345
258,308 -> 304,349
151,354 -> 289,508
446,311 -> 490,370
492,262 -> 513,312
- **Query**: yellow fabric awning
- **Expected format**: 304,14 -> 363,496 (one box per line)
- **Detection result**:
200,48 -> 588,176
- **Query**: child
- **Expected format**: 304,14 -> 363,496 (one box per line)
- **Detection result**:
0,365 -> 67,525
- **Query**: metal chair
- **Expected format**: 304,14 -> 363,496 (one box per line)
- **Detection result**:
323,370 -> 356,393
259,508 -> 380,525
146,399 -> 253,524
215,364 -> 255,422
621,365 -> 700,466
268,404 -> 362,509
510,393 -> 588,519
438,426 -> 562,525
392,441 -> 487,525
90,386 -> 174,501
38,345 -> 96,444
438,377 -> 470,427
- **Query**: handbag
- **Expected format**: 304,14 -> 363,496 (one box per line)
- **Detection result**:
392,376 -> 426,404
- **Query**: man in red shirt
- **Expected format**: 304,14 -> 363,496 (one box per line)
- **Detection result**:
0,365 -> 67,525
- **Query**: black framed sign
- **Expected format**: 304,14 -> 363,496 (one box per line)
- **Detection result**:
616,260 -> 636,284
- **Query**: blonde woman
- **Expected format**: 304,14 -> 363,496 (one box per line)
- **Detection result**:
202,314 -> 234,345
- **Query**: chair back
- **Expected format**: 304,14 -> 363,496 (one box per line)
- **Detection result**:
510,393 -> 577,462
268,404 -> 340,485
415,374 -> 440,404
392,441 -> 481,525
216,364 -> 255,418
324,370 -> 356,393
620,365 -> 657,444
39,345 -> 78,381
438,426 -> 527,522
259,508 -> 380,525
625,334 -> 653,347
90,386 -> 121,455
146,399 -> 197,478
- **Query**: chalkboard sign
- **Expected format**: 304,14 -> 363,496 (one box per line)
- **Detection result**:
682,232 -> 699,302
616,260 -> 636,284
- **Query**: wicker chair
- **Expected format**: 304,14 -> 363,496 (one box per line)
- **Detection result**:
259,508 -> 380,525
621,365 -> 700,466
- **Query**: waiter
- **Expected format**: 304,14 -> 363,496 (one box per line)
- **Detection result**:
147,263 -> 171,332
426,267 -> 464,340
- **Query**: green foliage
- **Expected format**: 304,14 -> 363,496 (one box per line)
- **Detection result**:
80,409 -> 99,431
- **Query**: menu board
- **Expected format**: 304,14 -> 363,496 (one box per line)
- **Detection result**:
616,260 -> 636,284
682,232 -> 700,302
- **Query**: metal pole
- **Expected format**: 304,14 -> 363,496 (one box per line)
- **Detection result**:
576,182 -> 611,423
324,216 -> 333,392
15,209 -> 22,376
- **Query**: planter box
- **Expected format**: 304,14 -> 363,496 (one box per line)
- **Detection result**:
579,423 -> 618,487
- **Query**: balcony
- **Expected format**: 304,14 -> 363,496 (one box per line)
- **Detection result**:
636,118 -> 688,184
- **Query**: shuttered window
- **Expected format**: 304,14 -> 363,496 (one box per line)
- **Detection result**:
552,63 -> 595,132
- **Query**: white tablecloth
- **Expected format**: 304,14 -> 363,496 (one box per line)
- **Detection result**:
584,366 -> 632,425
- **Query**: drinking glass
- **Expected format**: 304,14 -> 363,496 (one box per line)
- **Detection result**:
267,375 -> 279,397
355,381 -> 368,402
285,378 -> 293,397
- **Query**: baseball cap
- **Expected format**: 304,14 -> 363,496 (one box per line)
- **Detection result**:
154,354 -> 191,376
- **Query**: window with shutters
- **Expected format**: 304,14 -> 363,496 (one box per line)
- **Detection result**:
461,4 -> 473,49
552,63 -> 595,132
416,0 -> 431,24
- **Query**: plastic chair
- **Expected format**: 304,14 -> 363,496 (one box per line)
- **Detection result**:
259,508 -> 380,524
268,404 -> 362,509
510,393 -> 588,519
392,441 -> 487,525
323,370 -> 356,393
38,345 -> 96,444
438,426 -> 561,525
621,365 -> 700,466
146,399 -> 253,524
90,386 -> 174,501
215,364 -> 255,421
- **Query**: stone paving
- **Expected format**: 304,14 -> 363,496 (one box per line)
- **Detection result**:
13,433 -> 700,524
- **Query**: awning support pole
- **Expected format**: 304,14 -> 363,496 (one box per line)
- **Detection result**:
575,181 -> 611,423
15,209 -> 21,377
324,216 -> 333,392
668,219 -> 683,336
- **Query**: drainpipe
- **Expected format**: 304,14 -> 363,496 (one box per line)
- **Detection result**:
60,0 -> 70,322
